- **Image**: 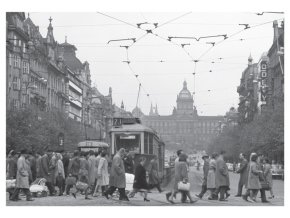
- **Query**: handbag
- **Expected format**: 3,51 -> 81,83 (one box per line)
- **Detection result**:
177,181 -> 190,191
260,180 -> 270,190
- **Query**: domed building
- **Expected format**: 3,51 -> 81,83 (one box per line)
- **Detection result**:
140,81 -> 223,151
176,80 -> 197,116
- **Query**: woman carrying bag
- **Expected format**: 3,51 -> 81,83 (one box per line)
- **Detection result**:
167,153 -> 197,204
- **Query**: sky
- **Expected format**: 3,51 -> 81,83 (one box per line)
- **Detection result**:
28,12 -> 284,116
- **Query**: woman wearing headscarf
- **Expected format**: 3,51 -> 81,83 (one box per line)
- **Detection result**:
167,153 -> 196,204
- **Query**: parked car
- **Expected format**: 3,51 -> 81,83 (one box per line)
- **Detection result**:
271,164 -> 284,180
226,163 -> 233,171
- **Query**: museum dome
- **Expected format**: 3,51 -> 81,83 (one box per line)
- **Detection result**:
178,81 -> 192,99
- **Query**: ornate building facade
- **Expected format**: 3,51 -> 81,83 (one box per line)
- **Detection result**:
138,81 -> 223,151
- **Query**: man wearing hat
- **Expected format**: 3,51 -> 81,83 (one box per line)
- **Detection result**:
10,149 -> 34,201
195,152 -> 210,199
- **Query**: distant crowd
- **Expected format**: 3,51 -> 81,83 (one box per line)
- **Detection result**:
194,150 -> 274,203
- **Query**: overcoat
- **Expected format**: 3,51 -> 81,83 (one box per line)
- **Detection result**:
79,157 -> 89,182
173,161 -> 188,191
15,156 -> 30,189
68,157 -> 80,177
202,159 -> 210,186
133,163 -> 148,190
215,156 -> 230,188
88,155 -> 97,186
97,157 -> 109,186
49,155 -> 57,185
148,159 -> 159,185
263,163 -> 273,188
55,159 -> 65,179
236,159 -> 248,185
39,154 -> 51,182
207,159 -> 216,189
247,161 -> 261,190
7,157 -> 17,179
109,153 -> 126,188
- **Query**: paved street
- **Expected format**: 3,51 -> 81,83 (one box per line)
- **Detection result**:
6,167 -> 284,206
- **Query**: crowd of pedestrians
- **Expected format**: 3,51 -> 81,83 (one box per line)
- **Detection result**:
6,147 -> 276,204
195,150 -> 275,203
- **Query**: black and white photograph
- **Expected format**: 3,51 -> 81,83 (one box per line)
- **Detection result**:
3,0 -> 286,211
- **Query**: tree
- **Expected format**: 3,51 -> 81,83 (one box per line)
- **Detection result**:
6,107 -> 86,153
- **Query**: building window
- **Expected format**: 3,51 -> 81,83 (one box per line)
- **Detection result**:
9,53 -> 12,66
12,77 -> 20,90
262,71 -> 267,77
12,99 -> 20,109
13,35 -> 17,46
261,64 -> 267,69
23,61 -> 29,74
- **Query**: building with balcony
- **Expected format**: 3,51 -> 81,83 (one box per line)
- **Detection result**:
237,55 -> 259,124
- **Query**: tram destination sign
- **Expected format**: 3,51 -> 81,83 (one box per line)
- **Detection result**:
113,118 -> 123,126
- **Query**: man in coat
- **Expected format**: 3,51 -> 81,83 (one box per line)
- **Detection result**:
235,153 -> 248,197
68,150 -> 80,179
39,150 -> 55,195
196,152 -> 210,199
104,148 -> 129,201
6,150 -> 18,179
214,150 -> 230,201
10,149 -> 34,201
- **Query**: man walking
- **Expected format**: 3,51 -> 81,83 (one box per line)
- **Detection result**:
214,150 -> 230,201
10,149 -> 34,201
196,152 -> 210,199
235,153 -> 248,197
104,148 -> 129,201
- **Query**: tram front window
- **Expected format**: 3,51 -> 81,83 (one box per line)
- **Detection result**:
115,133 -> 141,153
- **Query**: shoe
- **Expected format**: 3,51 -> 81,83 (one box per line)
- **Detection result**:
10,198 -> 19,202
219,199 -> 228,202
269,195 -> 274,199
85,197 -> 92,200
262,200 -> 270,203
208,196 -> 218,200
168,199 -> 175,204
242,196 -> 248,202
165,193 -> 171,202
195,194 -> 202,199
144,198 -> 150,202
190,200 -> 198,203
248,198 -> 255,203
103,193 -> 109,200
119,197 -> 129,201
235,194 -> 241,197
26,198 -> 34,201
225,193 -> 230,199
72,193 -> 76,199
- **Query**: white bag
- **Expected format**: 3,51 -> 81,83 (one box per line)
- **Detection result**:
6,179 -> 16,189
125,173 -> 134,191
30,184 -> 48,193
177,181 -> 190,191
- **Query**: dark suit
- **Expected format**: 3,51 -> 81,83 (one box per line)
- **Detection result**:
197,159 -> 209,198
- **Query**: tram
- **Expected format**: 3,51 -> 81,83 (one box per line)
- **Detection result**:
109,117 -> 165,178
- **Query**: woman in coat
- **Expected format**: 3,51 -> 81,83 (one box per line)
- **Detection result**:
263,158 -> 274,199
148,156 -> 162,192
167,153 -> 196,204
96,151 -> 109,195
245,153 -> 262,202
130,156 -> 150,201
207,153 -> 218,200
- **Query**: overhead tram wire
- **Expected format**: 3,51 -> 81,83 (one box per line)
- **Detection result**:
154,12 -> 192,29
